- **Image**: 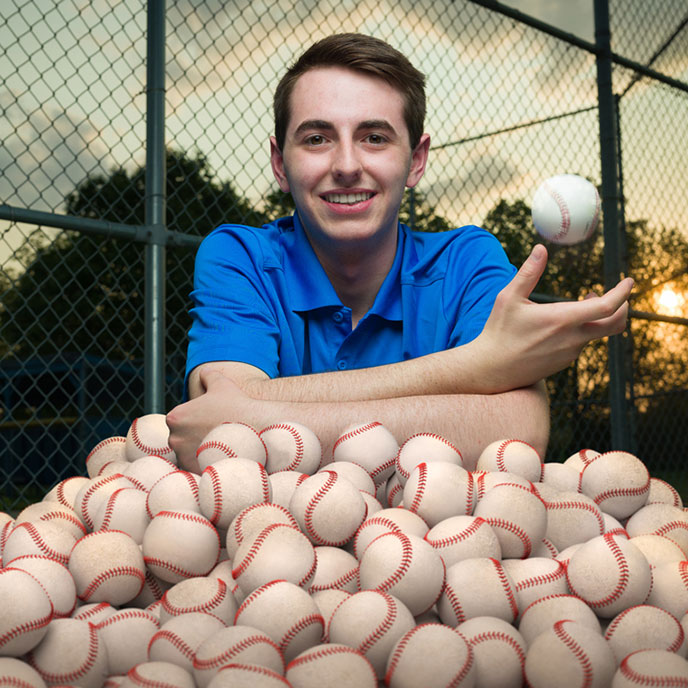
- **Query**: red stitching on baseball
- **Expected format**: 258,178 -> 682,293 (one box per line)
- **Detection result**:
303,471 -> 342,545
148,628 -> 196,661
309,562 -> 359,593
408,462 -> 427,515
425,516 -> 487,549
80,565 -> 145,602
546,498 -> 605,533
262,423 -> 306,472
368,532 -> 413,594
162,578 -> 227,616
468,628 -> 526,665
395,433 -> 462,480
30,509 -> 87,536
513,561 -> 566,591
358,591 -> 397,657
543,180 -> 571,242
193,633 -> 283,671
280,613 -> 325,652
491,558 -> 519,621
483,516 -> 533,558
216,663 -> 291,684
130,417 -> 172,455
196,440 -> 238,459
285,643 -> 376,681
27,622 -> 101,684
552,619 -> 594,685
443,582 -> 466,624
0,569 -> 53,648
8,522 -> 70,564
333,422 -> 382,452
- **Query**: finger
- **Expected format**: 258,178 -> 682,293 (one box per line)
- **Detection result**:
507,244 -> 548,299
582,301 -> 629,338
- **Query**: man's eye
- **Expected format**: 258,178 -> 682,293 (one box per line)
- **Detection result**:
366,134 -> 386,144
306,135 -> 325,145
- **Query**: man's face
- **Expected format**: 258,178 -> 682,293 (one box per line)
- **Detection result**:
270,66 -> 429,260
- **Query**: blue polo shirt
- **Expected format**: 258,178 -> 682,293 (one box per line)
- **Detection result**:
184,213 -> 516,394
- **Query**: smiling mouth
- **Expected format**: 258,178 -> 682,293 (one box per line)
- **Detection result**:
322,192 -> 374,204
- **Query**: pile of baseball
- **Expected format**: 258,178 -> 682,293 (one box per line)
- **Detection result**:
2,415 -> 688,687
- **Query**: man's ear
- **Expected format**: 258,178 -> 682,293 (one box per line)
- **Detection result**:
406,133 -> 431,188
270,136 -> 291,193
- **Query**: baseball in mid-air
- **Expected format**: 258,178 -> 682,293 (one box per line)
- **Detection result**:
531,174 -> 601,245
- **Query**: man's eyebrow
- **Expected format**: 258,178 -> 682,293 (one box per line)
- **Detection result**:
292,119 -> 398,136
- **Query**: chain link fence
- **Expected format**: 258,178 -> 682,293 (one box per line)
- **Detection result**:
1,0 -> 687,510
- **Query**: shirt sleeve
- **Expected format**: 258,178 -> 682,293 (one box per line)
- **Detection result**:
444,227 -> 517,347
184,226 -> 282,395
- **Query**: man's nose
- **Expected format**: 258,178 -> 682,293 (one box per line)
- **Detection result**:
331,141 -> 362,182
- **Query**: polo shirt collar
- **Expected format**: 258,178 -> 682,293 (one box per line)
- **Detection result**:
281,213 -> 406,322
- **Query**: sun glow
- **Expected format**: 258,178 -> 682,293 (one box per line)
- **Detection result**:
656,286 -> 685,317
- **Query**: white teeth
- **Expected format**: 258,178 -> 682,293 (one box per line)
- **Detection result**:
325,192 -> 372,204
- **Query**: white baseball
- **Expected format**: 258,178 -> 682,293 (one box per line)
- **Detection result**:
358,531 -> 445,616
95,607 -> 160,676
42,475 -> 90,511
289,471 -> 367,547
86,436 -> 128,477
123,454 -> 177,492
92,486 -> 150,544
26,618 -> 109,688
473,481 -> 547,559
625,502 -> 688,555
352,508 -> 429,560
199,457 -> 272,530
310,589 -> 352,641
332,421 -> 400,486
531,174 -> 600,245
327,590 -> 416,679
0,567 -> 53,656
395,433 -> 464,485
0,657 -> 48,688
159,576 -> 236,625
231,522 -> 316,595
235,579 -> 324,662
647,477 -> 683,508
502,557 -> 569,616
129,568 -> 173,610
148,611 -> 226,671
142,509 -> 221,584
605,604 -> 685,663
268,470 -> 308,510
425,514 -> 502,567
125,413 -> 177,464
72,601 -> 117,624
74,472 -> 138,532
438,557 -> 519,627
646,560 -> 688,619
2,520 -> 77,567
122,661 -> 195,688
226,502 -> 298,559
565,533 -> 652,618
580,450 -> 650,520
14,501 -> 87,541
524,619 -> 616,688
207,663 -> 291,688
195,422 -> 267,474
629,533 -> 686,569
286,643 -> 377,688
403,461 -> 475,527
310,545 -> 359,594
544,489 -> 605,550
192,625 -> 285,688
458,616 -> 527,688
476,438 -> 543,482
611,648 -> 688,687
518,593 -> 602,645
319,460 -> 376,496
540,462 -> 581,492
9,554 -> 77,618
385,623 -> 476,688
473,470 -> 532,502
146,470 -> 201,518
563,447 -> 601,473
260,421 -> 322,475
69,530 -> 146,606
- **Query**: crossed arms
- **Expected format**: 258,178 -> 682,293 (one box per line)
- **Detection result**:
166,244 -> 633,472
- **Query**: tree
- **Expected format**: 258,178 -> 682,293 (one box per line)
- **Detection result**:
0,149 -> 265,416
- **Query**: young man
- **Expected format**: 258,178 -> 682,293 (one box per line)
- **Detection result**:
166,33 -> 633,473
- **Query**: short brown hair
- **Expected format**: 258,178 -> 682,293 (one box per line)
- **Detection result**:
273,33 -> 426,151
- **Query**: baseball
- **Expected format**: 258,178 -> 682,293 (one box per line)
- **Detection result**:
194,421 -> 267,473
260,420 -> 323,475
611,648 -> 688,687
125,413 -> 177,464
424,514 -> 502,567
475,438 -> 543,483
159,576 -> 237,625
286,644 -> 378,688
531,174 -> 600,245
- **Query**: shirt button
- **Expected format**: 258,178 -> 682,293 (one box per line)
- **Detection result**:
337,359 -> 348,370
332,311 -> 344,323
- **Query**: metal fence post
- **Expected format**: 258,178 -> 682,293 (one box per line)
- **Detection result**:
594,0 -> 632,450
145,0 -> 167,414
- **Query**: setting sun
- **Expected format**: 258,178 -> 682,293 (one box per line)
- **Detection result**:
656,286 -> 685,316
